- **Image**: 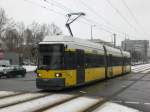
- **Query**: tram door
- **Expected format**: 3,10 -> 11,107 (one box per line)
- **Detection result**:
108,54 -> 113,77
76,49 -> 85,84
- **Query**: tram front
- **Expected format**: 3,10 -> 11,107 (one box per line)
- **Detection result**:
36,44 -> 65,90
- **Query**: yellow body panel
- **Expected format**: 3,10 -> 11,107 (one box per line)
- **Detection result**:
37,65 -> 130,88
112,66 -> 122,76
85,67 -> 105,82
37,70 -> 76,86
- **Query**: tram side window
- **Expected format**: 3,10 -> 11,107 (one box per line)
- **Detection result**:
98,55 -> 105,67
64,51 -> 76,69
112,57 -> 116,66
84,54 -> 105,68
84,54 -> 91,67
112,57 -> 122,66
123,57 -> 128,65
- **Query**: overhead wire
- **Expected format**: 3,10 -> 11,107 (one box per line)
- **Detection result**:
43,0 -> 137,36
43,0 -> 73,13
106,0 -> 140,34
24,0 -> 143,40
77,0 -> 139,38
43,0 -> 115,34
120,0 -> 149,37
82,17 -> 114,34
79,0 -> 120,31
24,0 -> 66,17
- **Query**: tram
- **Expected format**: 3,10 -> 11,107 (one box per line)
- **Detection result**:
35,35 -> 131,90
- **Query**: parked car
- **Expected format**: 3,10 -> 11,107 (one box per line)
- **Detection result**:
0,64 -> 26,78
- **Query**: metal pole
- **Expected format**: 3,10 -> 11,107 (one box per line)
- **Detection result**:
91,25 -> 93,40
124,33 -> 127,51
113,33 -> 116,48
91,25 -> 95,40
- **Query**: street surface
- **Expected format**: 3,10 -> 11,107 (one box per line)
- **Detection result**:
0,64 -> 150,111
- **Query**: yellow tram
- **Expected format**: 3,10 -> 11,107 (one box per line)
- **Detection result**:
36,35 -> 131,90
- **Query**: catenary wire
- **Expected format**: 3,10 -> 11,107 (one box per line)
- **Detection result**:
120,0 -> 149,37
106,0 -> 140,34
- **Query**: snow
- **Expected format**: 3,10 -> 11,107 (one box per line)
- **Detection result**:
132,63 -> 150,73
0,93 -> 45,108
0,91 -> 19,98
22,65 -> 37,72
0,94 -> 74,112
0,91 -> 140,112
44,97 -> 102,112
93,102 -> 139,112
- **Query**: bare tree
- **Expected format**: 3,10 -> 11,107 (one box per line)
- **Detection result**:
0,8 -> 8,38
3,28 -> 19,51
29,22 -> 63,43
48,23 -> 62,36
15,22 -> 25,46
28,22 -> 43,44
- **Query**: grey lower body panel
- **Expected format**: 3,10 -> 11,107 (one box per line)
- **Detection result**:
36,78 -> 65,90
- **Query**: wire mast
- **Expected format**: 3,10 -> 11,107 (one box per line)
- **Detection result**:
66,12 -> 85,37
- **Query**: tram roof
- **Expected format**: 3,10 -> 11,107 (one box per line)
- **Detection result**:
40,35 -> 130,57
40,35 -> 104,49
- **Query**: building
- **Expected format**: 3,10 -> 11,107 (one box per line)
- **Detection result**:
147,46 -> 150,60
121,39 -> 149,62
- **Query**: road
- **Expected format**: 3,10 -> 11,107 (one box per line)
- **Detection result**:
0,72 -> 39,92
0,66 -> 150,111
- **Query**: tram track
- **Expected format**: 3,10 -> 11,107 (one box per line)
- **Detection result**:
0,73 -> 143,112
83,73 -> 147,112
0,91 -> 85,112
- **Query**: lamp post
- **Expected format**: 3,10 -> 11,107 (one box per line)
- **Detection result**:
91,25 -> 96,40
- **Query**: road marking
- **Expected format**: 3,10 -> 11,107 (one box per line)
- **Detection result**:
79,91 -> 87,94
0,94 -> 75,112
111,100 -> 122,103
144,103 -> 150,105
112,100 -> 150,106
122,85 -> 127,88
125,101 -> 140,104
43,97 -> 103,112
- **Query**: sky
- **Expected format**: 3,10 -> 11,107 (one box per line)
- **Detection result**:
0,0 -> 150,45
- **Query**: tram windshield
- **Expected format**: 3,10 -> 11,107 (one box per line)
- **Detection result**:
38,44 -> 64,70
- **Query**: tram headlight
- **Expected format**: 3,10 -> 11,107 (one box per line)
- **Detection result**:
55,73 -> 62,77
37,73 -> 42,77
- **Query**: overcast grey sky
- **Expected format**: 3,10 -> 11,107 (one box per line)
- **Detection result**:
0,0 -> 150,45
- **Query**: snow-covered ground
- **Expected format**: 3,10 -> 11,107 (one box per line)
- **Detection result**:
22,65 -> 37,72
0,91 -> 140,112
132,63 -> 150,73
